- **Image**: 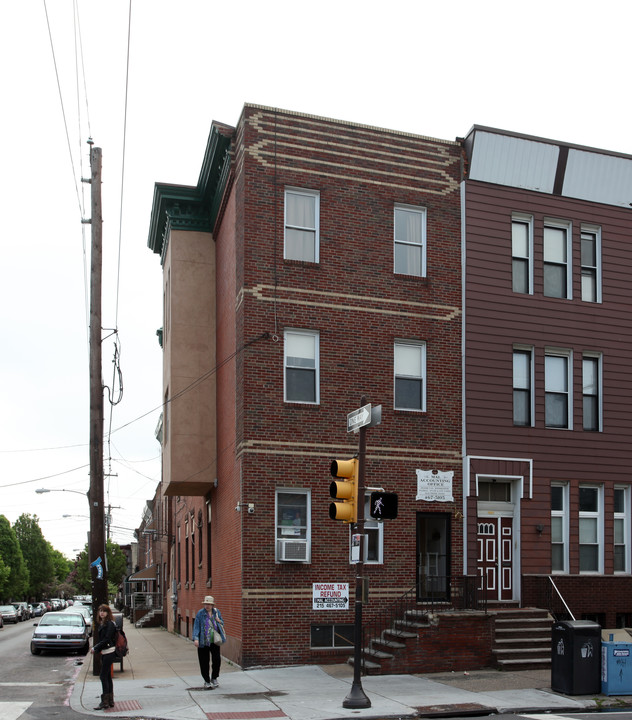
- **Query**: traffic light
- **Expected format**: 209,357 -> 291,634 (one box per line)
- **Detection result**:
369,492 -> 398,520
329,458 -> 358,523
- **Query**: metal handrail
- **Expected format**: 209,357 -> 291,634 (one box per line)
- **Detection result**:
548,576 -> 575,620
360,575 -> 484,673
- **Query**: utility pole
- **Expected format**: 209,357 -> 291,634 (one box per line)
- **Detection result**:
86,142 -> 107,675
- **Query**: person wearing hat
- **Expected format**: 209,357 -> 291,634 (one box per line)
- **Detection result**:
192,595 -> 225,689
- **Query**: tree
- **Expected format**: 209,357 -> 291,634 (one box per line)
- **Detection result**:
72,540 -> 129,595
0,515 -> 29,601
49,544 -> 72,583
13,514 -> 54,600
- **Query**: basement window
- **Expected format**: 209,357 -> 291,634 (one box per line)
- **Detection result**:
310,624 -> 354,648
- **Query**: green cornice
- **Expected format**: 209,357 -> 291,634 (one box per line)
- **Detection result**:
147,125 -> 232,261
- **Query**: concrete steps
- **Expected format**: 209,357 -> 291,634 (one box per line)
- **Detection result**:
492,609 -> 552,671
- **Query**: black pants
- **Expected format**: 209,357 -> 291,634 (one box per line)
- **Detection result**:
197,644 -> 221,682
99,651 -> 116,694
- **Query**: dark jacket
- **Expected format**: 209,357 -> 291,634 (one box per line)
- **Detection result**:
93,619 -> 117,653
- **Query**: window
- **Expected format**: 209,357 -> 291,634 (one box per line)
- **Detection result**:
551,484 -> 568,573
543,220 -> 571,299
394,204 -> 426,277
310,624 -> 354,648
276,489 -> 311,562
582,354 -> 601,431
284,330 -> 319,404
579,486 -> 602,573
545,350 -> 571,429
513,347 -> 533,426
581,225 -> 601,302
394,342 -> 426,411
614,487 -> 630,573
284,188 -> 319,262
350,496 -> 383,564
511,215 -> 532,293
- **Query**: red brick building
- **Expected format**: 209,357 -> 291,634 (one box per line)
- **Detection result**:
147,105 -> 463,667
462,126 -> 632,626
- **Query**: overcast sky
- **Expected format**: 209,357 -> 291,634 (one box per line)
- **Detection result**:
1,0 -> 631,561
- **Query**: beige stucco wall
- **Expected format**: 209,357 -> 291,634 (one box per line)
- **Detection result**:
162,227 -> 216,496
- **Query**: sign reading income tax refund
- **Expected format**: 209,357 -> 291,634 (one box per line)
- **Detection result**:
313,583 -> 350,610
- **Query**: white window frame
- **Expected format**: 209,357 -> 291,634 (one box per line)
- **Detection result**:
284,329 -> 320,404
394,204 -> 427,277
275,488 -> 311,563
543,218 -> 572,300
284,188 -> 320,262
582,353 -> 602,432
614,486 -> 630,574
513,345 -> 534,427
580,224 -> 602,303
551,483 -> 569,573
578,485 -> 603,574
511,213 -> 533,294
394,341 -> 426,412
545,348 -> 572,429
348,495 -> 383,564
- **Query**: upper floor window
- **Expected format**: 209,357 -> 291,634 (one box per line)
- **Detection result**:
551,484 -> 568,573
284,330 -> 319,404
511,214 -> 533,294
545,350 -> 571,429
285,188 -> 319,262
582,354 -> 602,432
543,220 -> 571,299
581,225 -> 601,303
513,347 -> 533,426
614,486 -> 630,573
394,205 -> 426,277
579,485 -> 602,573
394,341 -> 426,411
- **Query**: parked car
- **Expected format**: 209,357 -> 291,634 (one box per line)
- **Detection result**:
32,603 -> 46,617
0,612 -> 4,629
13,602 -> 30,621
62,605 -> 92,635
0,605 -> 19,623
30,612 -> 90,655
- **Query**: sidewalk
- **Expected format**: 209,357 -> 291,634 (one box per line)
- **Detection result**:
69,623 -> 632,720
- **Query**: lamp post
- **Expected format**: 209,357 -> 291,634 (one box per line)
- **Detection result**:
35,488 -> 89,497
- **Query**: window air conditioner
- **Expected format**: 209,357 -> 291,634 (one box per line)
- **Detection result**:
279,539 -> 308,562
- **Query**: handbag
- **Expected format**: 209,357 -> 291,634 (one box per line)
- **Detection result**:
212,615 -> 225,645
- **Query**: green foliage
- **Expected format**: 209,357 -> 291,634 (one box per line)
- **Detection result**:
48,544 -> 72,583
0,514 -> 29,601
72,539 -> 128,594
13,514 -> 55,600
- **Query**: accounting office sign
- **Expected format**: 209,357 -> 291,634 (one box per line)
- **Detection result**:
416,470 -> 454,502
312,583 -> 349,610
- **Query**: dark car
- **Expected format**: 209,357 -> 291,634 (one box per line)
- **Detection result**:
32,603 -> 46,617
0,612 -> 4,629
0,605 -> 19,623
30,612 -> 90,655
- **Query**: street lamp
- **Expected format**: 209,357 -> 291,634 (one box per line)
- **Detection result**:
35,488 -> 89,497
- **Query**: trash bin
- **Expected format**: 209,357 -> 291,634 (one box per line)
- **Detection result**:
551,620 -> 601,695
602,633 -> 632,695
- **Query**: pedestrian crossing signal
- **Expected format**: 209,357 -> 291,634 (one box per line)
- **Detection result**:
369,492 -> 398,520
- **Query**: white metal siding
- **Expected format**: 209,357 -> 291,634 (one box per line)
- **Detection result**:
563,149 -> 632,208
469,131 -> 559,193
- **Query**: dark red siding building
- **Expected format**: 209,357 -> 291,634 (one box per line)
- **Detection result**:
463,127 -> 632,626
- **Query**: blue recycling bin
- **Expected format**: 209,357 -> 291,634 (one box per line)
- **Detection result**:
602,639 -> 632,695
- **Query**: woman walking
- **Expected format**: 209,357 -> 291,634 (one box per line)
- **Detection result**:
90,604 -> 117,709
192,596 -> 225,689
